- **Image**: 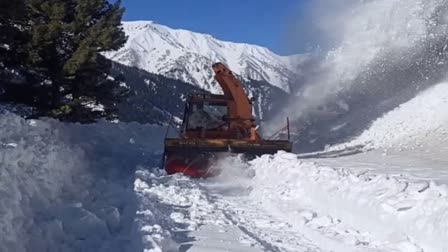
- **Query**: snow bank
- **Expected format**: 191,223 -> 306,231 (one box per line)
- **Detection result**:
0,112 -> 85,251
249,152 -> 448,252
332,82 -> 448,151
0,111 -> 166,251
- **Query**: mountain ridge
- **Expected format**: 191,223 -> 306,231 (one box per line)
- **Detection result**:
104,20 -> 307,93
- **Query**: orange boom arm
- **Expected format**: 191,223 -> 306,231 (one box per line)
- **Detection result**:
212,63 -> 259,140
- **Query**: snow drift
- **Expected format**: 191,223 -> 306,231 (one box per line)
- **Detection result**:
248,152 -> 448,252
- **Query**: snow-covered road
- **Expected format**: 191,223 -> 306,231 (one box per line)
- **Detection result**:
134,150 -> 448,252
2,87 -> 448,252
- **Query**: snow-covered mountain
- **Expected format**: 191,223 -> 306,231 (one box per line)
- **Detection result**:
104,21 -> 305,93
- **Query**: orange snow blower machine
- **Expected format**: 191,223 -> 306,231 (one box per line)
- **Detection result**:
162,63 -> 292,178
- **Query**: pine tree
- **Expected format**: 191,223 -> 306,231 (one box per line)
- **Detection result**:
0,0 -> 33,106
26,0 -> 71,111
0,0 -> 27,74
0,0 -> 128,122
62,0 -> 128,122
24,0 -> 128,122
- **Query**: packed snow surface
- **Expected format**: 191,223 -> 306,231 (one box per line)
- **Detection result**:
131,150 -> 448,252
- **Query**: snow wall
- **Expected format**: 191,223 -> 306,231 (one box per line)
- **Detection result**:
0,111 -> 165,252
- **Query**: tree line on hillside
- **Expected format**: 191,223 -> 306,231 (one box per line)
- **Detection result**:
0,0 -> 129,123
111,62 -> 210,125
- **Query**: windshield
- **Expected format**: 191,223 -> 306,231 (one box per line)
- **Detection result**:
187,104 -> 227,130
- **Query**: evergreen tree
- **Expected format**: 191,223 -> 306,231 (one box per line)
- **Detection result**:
0,0 -> 32,106
23,0 -> 128,122
0,0 -> 128,122
0,0 -> 27,74
26,0 -> 71,111
62,0 -> 128,122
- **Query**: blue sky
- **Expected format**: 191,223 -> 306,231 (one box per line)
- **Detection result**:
121,0 -> 307,55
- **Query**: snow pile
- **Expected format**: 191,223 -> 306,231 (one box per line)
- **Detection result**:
249,152 -> 448,252
0,111 -> 166,251
334,82 -> 448,151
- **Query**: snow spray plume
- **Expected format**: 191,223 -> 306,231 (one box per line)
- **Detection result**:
208,154 -> 255,193
272,0 -> 448,152
212,153 -> 253,182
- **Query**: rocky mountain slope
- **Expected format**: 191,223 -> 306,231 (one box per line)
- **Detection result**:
112,62 -> 289,126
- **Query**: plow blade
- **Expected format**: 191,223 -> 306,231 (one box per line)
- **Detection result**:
163,138 -> 292,178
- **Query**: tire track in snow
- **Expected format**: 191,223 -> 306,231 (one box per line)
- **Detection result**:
199,174 -> 405,252
219,208 -> 284,252
198,182 -> 323,252
137,170 -> 402,252
219,205 -> 321,252
135,172 -> 269,251
138,172 -> 316,251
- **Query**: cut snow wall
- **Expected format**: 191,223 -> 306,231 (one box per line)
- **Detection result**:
0,112 -> 86,251
0,111 -> 166,252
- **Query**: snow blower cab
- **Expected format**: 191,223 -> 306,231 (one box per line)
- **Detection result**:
163,63 -> 292,177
